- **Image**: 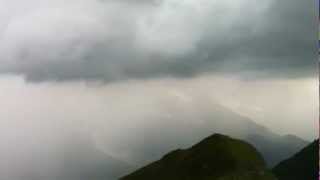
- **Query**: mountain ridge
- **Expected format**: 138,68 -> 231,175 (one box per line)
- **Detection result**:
120,134 -> 276,180
124,103 -> 309,168
272,140 -> 318,180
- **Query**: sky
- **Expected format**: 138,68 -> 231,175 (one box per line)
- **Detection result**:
0,0 -> 318,179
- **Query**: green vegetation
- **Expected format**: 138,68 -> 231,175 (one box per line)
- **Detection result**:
272,140 -> 318,180
120,134 -> 276,180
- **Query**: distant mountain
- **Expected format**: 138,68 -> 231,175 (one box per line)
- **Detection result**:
121,134 -> 276,180
201,104 -> 309,167
129,103 -> 308,167
246,134 -> 308,167
272,140 -> 318,180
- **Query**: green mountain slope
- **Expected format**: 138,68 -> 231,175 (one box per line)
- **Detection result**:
121,134 -> 276,180
272,140 -> 318,180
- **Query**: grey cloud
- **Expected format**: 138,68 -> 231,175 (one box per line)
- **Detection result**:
0,0 -> 316,82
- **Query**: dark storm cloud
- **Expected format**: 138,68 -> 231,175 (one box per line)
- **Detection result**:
0,0 -> 316,82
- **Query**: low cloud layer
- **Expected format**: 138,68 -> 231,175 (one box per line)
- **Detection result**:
0,0 -> 316,82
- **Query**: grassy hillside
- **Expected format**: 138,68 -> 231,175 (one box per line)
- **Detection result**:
121,134 -> 276,180
272,140 -> 318,180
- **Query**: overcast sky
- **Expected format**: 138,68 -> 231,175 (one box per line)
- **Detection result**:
0,0 -> 317,179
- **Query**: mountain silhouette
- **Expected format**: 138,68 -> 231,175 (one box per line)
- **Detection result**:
246,133 -> 308,167
128,103 -> 308,167
121,134 -> 276,180
272,140 -> 318,180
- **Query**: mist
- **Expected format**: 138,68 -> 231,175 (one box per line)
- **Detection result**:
0,74 -> 317,179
